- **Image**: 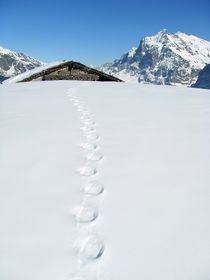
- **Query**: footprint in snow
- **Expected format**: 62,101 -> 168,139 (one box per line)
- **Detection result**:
82,181 -> 104,195
81,111 -> 93,117
77,107 -> 85,113
70,96 -> 78,100
86,152 -> 103,161
81,120 -> 96,127
85,133 -> 100,141
74,205 -> 98,223
68,94 -> 76,98
80,142 -> 97,151
73,101 -> 80,105
77,106 -> 89,113
77,166 -> 97,176
80,110 -> 91,116
71,97 -> 79,101
80,115 -> 93,121
80,126 -> 95,133
80,236 -> 104,261
69,91 -> 104,273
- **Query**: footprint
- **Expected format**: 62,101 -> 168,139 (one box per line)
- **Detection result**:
73,102 -> 81,106
81,111 -> 93,117
77,166 -> 97,176
86,152 -> 103,161
72,98 -> 79,102
81,126 -> 95,133
80,236 -> 104,260
80,115 -> 93,121
69,92 -> 105,272
77,105 -> 87,111
74,206 -> 98,223
81,120 -> 96,127
77,107 -> 85,113
80,110 -> 90,116
68,94 -> 74,98
85,133 -> 100,141
82,181 -> 104,195
80,143 -> 97,151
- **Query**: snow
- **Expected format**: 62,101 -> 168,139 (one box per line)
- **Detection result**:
127,47 -> 137,58
0,81 -> 210,280
0,46 -> 13,55
109,69 -> 139,83
145,30 -> 210,69
3,61 -> 64,84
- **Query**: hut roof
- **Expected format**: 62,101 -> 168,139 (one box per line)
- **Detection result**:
4,61 -> 123,83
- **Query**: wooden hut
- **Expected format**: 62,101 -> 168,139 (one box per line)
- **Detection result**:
19,61 -> 123,82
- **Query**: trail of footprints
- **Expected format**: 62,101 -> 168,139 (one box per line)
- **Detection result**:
68,89 -> 104,279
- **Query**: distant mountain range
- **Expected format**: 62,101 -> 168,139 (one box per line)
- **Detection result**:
0,46 -> 43,82
1,30 -> 210,89
100,29 -> 210,87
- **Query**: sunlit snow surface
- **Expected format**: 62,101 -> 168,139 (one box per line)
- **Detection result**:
0,81 -> 210,280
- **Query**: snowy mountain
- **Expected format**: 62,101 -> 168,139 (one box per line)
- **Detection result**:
0,46 -> 43,81
192,63 -> 210,89
100,29 -> 210,86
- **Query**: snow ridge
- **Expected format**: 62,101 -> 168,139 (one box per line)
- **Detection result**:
68,84 -> 104,280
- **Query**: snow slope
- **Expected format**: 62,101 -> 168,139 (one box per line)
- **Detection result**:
0,81 -> 210,280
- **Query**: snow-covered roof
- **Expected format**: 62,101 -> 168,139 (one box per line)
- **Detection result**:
3,60 -> 123,84
3,61 -> 64,84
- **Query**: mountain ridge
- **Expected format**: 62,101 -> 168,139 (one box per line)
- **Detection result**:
100,30 -> 210,86
0,45 -> 43,81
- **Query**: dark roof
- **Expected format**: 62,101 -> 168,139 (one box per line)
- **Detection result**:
20,60 -> 123,82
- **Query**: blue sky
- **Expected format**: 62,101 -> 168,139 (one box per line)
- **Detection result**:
0,0 -> 209,66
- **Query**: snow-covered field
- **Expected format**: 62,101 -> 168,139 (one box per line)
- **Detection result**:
0,81 -> 210,280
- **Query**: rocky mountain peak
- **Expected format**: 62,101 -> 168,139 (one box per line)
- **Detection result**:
146,29 -> 170,43
0,45 -> 43,82
100,30 -> 210,86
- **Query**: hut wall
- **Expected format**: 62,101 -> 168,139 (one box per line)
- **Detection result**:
42,67 -> 100,81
